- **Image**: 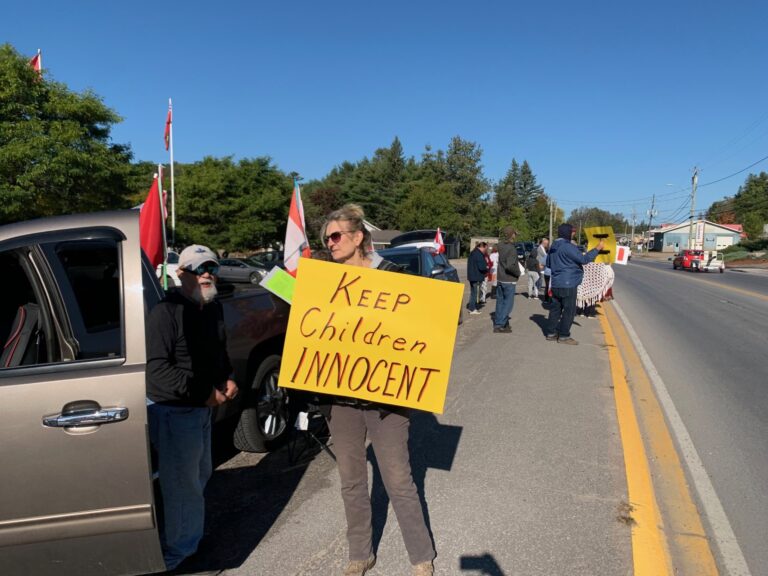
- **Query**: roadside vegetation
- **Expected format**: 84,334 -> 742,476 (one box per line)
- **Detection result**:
2,43 -> 766,255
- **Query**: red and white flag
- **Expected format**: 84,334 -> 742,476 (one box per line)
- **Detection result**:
283,180 -> 311,276
434,227 -> 445,254
164,105 -> 172,151
29,49 -> 42,77
615,245 -> 630,266
139,174 -> 166,268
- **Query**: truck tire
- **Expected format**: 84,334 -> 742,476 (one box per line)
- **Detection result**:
234,354 -> 289,453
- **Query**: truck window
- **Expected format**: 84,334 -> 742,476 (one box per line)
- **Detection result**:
44,239 -> 123,360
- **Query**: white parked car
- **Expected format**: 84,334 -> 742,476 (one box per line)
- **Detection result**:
155,250 -> 181,287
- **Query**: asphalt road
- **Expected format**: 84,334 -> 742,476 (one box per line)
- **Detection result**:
613,257 -> 768,575
181,264 -> 633,576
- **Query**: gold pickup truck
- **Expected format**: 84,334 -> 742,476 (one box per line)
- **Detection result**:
0,211 -> 289,575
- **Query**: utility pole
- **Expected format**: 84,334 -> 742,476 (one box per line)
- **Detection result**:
549,199 -> 554,242
646,195 -> 657,252
689,167 -> 699,249
630,206 -> 636,251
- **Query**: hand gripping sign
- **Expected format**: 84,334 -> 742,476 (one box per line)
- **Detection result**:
584,226 -> 617,265
277,258 -> 464,414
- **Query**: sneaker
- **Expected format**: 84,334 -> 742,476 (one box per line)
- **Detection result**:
412,561 -> 434,576
469,310 -> 482,315
558,337 -> 578,345
545,334 -> 558,341
493,326 -> 512,333
343,555 -> 376,576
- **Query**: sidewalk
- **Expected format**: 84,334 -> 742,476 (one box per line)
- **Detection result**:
195,260 -> 633,575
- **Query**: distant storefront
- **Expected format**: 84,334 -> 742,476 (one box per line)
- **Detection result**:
651,220 -> 742,252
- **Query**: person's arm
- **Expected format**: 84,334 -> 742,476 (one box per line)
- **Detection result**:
146,304 -> 208,404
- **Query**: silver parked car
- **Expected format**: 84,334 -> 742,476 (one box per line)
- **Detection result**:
217,258 -> 266,284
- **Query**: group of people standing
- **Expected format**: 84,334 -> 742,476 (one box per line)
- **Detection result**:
466,223 -> 611,344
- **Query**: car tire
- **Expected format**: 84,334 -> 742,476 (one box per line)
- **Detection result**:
249,272 -> 260,284
234,354 -> 289,453
720,268 -> 724,273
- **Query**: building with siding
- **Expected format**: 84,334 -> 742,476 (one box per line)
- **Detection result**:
651,219 -> 742,253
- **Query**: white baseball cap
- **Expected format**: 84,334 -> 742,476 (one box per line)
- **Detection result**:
178,245 -> 219,271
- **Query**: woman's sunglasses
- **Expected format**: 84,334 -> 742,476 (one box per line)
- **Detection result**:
186,263 -> 220,276
323,231 -> 354,244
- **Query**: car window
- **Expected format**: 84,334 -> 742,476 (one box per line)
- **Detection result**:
433,253 -> 448,267
423,250 -> 437,272
167,251 -> 179,264
43,239 -> 123,360
0,250 -> 46,368
382,252 -> 420,275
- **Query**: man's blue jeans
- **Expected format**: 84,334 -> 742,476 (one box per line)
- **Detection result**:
148,404 -> 212,570
467,281 -> 481,311
494,282 -> 516,328
546,286 -> 577,338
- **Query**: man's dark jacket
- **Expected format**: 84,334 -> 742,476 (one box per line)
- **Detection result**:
496,242 -> 521,283
146,290 -> 232,406
467,248 -> 488,282
546,239 -> 600,288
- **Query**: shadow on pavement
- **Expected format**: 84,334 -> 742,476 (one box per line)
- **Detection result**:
174,418 -> 329,574
369,412 -> 463,556
460,552 -> 506,575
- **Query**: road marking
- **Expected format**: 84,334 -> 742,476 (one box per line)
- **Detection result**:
598,305 -> 673,576
610,300 -> 753,576
603,303 -> 718,575
634,262 -> 768,302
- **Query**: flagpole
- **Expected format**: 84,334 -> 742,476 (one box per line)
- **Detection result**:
37,49 -> 42,74
157,165 -> 169,290
168,98 -> 176,248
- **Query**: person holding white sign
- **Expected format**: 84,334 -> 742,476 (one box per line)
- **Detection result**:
318,204 -> 436,576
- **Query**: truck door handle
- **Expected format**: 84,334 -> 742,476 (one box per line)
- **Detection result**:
43,400 -> 129,428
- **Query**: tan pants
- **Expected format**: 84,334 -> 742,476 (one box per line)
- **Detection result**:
327,404 -> 436,565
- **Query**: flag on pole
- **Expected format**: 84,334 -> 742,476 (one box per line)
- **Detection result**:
139,174 -> 166,268
434,227 -> 446,254
29,49 -> 42,77
283,179 -> 311,277
164,105 -> 172,151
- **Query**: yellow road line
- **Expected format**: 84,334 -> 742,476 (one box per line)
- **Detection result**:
599,305 -> 673,576
601,303 -> 720,575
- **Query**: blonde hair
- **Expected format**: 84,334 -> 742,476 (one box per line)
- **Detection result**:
321,203 -> 372,257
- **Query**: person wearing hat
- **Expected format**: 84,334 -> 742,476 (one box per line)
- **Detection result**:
146,244 -> 238,571
544,225 -> 604,345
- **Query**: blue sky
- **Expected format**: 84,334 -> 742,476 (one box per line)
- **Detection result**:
4,0 -> 768,224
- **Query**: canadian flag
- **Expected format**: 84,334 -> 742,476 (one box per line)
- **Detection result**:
283,180 -> 311,276
615,245 -> 630,266
434,227 -> 445,254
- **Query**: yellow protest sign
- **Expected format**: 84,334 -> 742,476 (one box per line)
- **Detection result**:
584,226 -> 616,264
277,258 -> 464,414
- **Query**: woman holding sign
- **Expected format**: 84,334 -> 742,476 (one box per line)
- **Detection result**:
319,204 -> 436,576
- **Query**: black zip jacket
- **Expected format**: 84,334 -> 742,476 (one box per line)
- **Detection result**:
146,290 -> 232,406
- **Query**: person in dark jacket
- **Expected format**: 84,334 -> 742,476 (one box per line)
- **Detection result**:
466,241 -> 489,315
146,244 -> 238,571
493,227 -> 522,332
319,204 -> 436,576
544,225 -> 604,345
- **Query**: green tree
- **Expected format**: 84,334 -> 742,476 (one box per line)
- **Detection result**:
494,159 -> 520,219
397,177 -> 461,231
0,44 -> 133,224
174,156 -> 291,252
517,160 -> 545,211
